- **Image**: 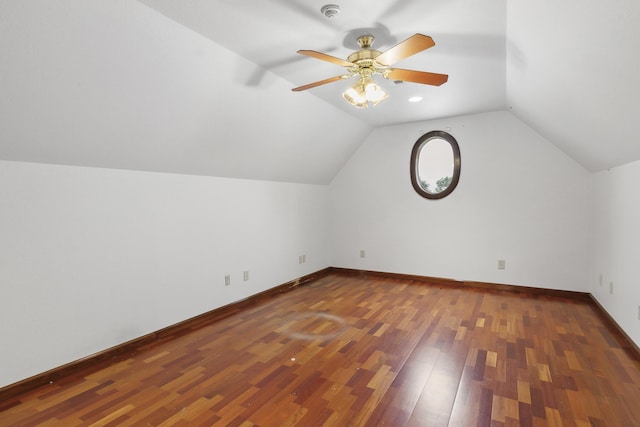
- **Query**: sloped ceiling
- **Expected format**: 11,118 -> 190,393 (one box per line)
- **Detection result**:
507,0 -> 640,171
0,0 -> 371,184
138,0 -> 507,127
1,0 -> 639,184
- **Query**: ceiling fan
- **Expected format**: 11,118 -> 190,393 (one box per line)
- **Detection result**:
292,33 -> 448,108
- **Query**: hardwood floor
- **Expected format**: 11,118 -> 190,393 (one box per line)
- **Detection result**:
1,273 -> 640,426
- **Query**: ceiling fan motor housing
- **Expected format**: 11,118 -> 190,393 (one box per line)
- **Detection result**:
347,49 -> 381,65
348,36 -> 386,76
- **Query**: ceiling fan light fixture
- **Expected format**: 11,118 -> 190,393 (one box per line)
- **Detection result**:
364,82 -> 388,105
342,84 -> 368,108
342,76 -> 388,108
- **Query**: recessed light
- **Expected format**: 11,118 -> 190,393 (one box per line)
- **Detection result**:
408,96 -> 423,103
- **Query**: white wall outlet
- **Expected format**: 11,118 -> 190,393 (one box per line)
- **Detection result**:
599,273 -> 603,286
360,249 -> 366,258
498,259 -> 506,270
243,270 -> 249,281
609,281 -> 614,294
302,254 -> 306,263
224,275 -> 231,286
298,255 -> 303,264
637,305 -> 640,321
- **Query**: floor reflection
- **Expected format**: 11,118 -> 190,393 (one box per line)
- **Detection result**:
277,311 -> 348,341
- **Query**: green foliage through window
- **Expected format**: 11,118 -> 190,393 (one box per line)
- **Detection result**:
435,176 -> 452,193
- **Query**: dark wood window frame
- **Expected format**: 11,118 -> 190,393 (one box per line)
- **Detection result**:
410,130 -> 461,200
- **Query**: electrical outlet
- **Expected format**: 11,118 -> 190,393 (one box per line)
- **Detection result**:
298,255 -> 303,264
224,275 -> 231,286
609,281 -> 614,295
637,305 -> 640,321
498,259 -> 506,270
243,271 -> 249,281
302,254 -> 306,263
599,273 -> 603,286
360,249 -> 366,258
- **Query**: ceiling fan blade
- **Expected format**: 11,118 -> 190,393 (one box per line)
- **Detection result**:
386,68 -> 448,86
292,75 -> 350,92
375,34 -> 436,66
297,50 -> 354,67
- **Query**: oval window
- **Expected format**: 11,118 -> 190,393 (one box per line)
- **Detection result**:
410,130 -> 461,199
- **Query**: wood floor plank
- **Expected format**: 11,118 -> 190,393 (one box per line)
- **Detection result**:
2,273 -> 640,426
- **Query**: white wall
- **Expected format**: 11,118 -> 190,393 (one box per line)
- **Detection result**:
5,110 -> 639,389
593,160 -> 640,346
0,160 -> 328,388
329,111 -> 593,291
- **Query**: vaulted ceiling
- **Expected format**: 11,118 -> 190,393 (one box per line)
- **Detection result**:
139,0 -> 507,128
1,0 -> 639,183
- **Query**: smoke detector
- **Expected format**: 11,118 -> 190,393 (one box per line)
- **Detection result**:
320,4 -> 340,19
